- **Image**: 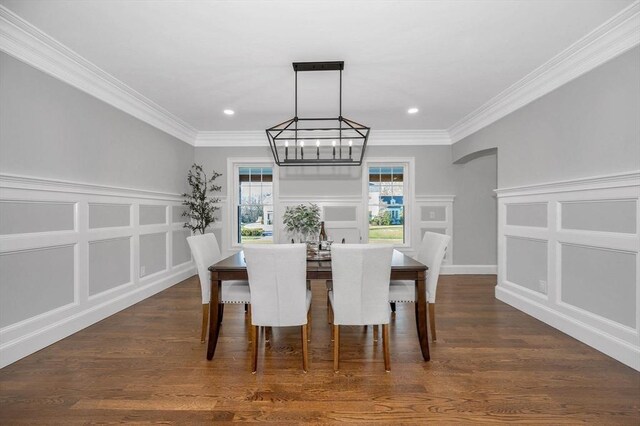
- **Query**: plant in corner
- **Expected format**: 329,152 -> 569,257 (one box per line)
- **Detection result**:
181,164 -> 222,234
282,203 -> 321,242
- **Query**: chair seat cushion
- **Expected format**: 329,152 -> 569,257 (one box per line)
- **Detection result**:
221,281 -> 251,304
388,280 -> 416,303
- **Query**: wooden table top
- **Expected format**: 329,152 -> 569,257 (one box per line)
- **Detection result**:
209,248 -> 428,273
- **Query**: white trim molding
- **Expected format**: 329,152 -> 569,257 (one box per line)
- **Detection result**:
0,173 -> 182,201
196,129 -> 451,147
449,1 -> 640,143
0,6 -> 198,145
0,174 -> 194,368
496,170 -> 640,371
441,265 -> 497,275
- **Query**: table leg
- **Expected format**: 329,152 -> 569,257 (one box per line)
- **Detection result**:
414,270 -> 430,361
206,273 -> 222,360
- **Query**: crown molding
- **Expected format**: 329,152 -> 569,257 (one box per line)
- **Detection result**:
0,6 -> 198,145
195,129 -> 451,147
448,1 -> 640,143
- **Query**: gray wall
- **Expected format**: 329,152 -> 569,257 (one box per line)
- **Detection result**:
453,153 -> 497,264
0,52 -> 194,193
196,144 -> 497,265
452,46 -> 640,188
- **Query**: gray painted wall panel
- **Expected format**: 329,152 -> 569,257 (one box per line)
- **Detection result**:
506,237 -> 547,294
507,203 -> 548,228
140,205 -> 167,225
562,200 -> 636,234
172,206 -> 189,224
561,244 -> 636,328
452,47 -> 640,188
89,238 -> 131,296
0,245 -> 75,327
172,229 -> 191,266
0,201 -> 74,235
421,206 -> 446,221
324,206 -> 356,222
89,203 -> 130,229
0,53 -> 193,194
139,232 -> 166,277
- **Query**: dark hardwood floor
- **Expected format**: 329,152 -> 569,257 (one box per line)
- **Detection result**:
1,275 -> 638,424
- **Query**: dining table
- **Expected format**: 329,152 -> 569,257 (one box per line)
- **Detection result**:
206,249 -> 430,361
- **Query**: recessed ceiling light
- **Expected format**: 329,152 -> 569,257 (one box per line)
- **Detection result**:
223,109 -> 235,115
407,107 -> 419,114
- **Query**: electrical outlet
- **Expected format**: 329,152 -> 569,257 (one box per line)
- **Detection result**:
539,280 -> 547,293
429,211 -> 436,219
140,266 -> 146,277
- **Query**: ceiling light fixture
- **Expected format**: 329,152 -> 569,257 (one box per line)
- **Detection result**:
223,109 -> 235,115
408,107 -> 419,114
266,61 -> 370,166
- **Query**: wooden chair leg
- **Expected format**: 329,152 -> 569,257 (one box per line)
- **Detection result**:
251,325 -> 259,374
244,303 -> 248,313
429,302 -> 436,342
247,306 -> 252,342
307,310 -> 312,341
373,325 -> 379,342
333,325 -> 340,372
382,324 -> 390,372
265,326 -> 272,342
390,302 -> 396,312
200,303 -> 209,343
301,324 -> 309,372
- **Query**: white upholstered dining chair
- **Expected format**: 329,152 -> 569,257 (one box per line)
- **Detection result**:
388,231 -> 450,341
244,244 -> 312,373
328,244 -> 394,372
187,233 -> 251,342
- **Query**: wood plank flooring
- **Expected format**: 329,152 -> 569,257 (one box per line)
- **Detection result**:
1,275 -> 638,424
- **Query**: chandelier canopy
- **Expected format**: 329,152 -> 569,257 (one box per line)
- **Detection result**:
266,61 -> 370,166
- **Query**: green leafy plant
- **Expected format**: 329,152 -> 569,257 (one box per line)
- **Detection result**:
282,203 -> 321,241
181,164 -> 222,234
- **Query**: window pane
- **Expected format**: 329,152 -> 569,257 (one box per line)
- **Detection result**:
368,165 -> 405,245
368,206 -> 404,244
237,166 -> 274,244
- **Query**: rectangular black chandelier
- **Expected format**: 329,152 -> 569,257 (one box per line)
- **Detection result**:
266,61 -> 370,166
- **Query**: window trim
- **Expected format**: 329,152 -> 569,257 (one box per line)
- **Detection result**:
227,157 -> 279,250
362,157 -> 414,248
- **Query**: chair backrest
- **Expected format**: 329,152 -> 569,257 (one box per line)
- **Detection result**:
415,232 -> 451,303
327,227 -> 361,244
330,244 -> 394,325
243,244 -> 308,327
186,233 -> 222,304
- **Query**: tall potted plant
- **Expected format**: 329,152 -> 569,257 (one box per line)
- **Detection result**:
282,203 -> 321,242
181,164 -> 222,234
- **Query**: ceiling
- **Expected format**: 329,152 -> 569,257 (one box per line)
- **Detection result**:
0,0 -> 634,133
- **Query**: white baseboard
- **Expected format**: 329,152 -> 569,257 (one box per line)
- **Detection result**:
496,285 -> 640,371
441,264 -> 497,275
0,266 -> 195,369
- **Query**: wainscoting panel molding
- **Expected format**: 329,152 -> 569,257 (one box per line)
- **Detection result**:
496,171 -> 640,370
0,173 -> 194,368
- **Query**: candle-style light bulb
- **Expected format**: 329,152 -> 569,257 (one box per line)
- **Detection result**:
284,140 -> 289,159
348,140 -> 353,159
300,140 -> 304,159
316,140 -> 320,159
332,140 -> 336,159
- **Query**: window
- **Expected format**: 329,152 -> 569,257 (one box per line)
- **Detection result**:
368,166 -> 406,244
237,167 -> 274,244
